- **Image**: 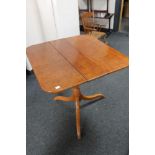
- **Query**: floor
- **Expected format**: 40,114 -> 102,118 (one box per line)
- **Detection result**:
27,32 -> 129,155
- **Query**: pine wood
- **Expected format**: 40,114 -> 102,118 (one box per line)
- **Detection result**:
26,35 -> 128,139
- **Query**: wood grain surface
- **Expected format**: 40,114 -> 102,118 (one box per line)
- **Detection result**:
27,35 -> 128,93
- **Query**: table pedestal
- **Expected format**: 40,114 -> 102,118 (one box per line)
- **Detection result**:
53,86 -> 105,139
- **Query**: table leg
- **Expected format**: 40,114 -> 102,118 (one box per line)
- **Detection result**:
73,87 -> 81,139
53,85 -> 105,139
80,93 -> 105,100
54,96 -> 74,102
75,99 -> 81,139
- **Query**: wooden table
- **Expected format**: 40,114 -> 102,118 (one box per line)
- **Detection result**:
27,35 -> 128,139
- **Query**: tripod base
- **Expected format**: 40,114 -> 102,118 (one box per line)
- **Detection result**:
53,86 -> 105,139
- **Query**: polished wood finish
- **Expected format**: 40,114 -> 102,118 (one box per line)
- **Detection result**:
50,35 -> 128,81
73,86 -> 81,140
26,35 -> 128,139
53,86 -> 105,102
27,35 -> 128,93
26,42 -> 85,93
53,86 -> 104,139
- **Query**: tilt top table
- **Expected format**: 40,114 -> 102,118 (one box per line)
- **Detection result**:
27,35 -> 128,139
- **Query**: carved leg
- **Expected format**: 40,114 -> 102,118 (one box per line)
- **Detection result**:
54,96 -> 74,102
72,86 -> 81,139
80,93 -> 105,101
75,97 -> 81,139
52,85 -> 105,140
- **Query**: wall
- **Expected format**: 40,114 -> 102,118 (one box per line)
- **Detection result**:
26,0 -> 58,47
78,0 -> 116,29
26,0 -> 80,70
52,0 -> 80,39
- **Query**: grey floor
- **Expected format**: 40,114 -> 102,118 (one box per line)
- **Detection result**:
27,32 -> 129,155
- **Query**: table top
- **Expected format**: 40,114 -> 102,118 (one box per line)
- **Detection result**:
27,35 -> 128,94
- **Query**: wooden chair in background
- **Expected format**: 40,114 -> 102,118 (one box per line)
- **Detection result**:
80,12 -> 107,42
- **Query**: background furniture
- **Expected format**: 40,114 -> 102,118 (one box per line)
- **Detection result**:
80,12 -> 107,40
79,0 -> 114,33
